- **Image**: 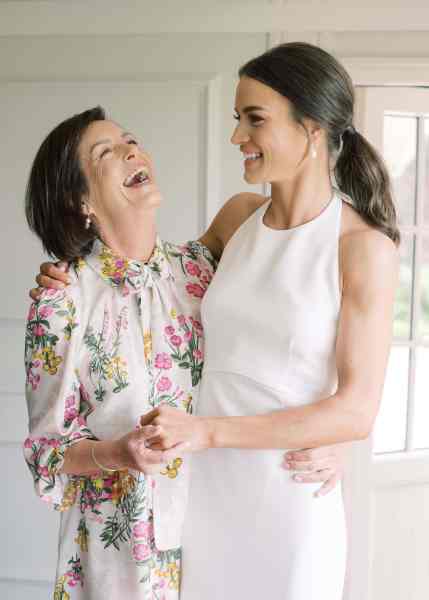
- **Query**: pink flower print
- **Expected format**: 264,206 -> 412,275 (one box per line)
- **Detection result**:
115,259 -> 125,269
65,395 -> 75,408
46,288 -> 58,297
47,439 -> 61,448
32,324 -> 46,337
192,320 -> 203,336
154,353 -> 172,370
28,305 -> 36,321
65,407 -> 78,422
177,314 -> 186,326
170,335 -> 182,347
38,305 -> 53,319
193,350 -> 203,360
24,438 -> 33,449
164,325 -> 175,336
157,377 -> 172,392
39,466 -> 50,477
133,543 -> 151,562
185,261 -> 202,277
186,283 -> 205,298
79,382 -> 90,404
184,331 -> 192,342
133,520 -> 153,539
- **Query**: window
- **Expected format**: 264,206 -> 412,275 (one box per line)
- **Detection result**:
373,113 -> 429,453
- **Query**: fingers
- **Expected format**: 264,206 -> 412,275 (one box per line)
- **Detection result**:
283,457 -> 334,472
140,408 -> 160,427
29,287 -> 42,301
36,273 -> 66,290
284,447 -> 333,462
313,473 -> 340,498
291,468 -> 334,484
41,261 -> 70,282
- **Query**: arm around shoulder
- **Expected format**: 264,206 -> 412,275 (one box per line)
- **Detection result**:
198,192 -> 267,260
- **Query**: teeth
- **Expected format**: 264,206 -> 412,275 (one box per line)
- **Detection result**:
124,168 -> 149,187
243,153 -> 262,161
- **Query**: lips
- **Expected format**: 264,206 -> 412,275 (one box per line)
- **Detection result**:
123,167 -> 150,187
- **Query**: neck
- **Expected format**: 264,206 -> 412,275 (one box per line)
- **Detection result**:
97,208 -> 158,262
267,161 -> 333,230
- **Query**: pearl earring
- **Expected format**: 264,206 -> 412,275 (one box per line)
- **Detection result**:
85,216 -> 91,229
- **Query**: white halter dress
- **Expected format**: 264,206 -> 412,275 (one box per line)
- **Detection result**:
180,192 -> 347,599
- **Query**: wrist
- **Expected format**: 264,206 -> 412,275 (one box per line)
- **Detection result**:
93,440 -> 126,471
200,417 -> 219,449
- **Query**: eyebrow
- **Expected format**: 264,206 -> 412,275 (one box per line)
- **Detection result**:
89,131 -> 136,154
235,105 -> 267,114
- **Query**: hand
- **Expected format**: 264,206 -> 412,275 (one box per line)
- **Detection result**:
139,405 -> 210,453
29,261 -> 70,301
116,424 -> 185,474
283,443 -> 348,498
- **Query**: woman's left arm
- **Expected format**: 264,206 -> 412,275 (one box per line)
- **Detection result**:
142,230 -> 399,451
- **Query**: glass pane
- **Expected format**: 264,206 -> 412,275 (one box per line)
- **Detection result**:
394,234 -> 414,340
420,235 -> 429,341
425,119 -> 429,225
412,347 -> 429,450
384,115 -> 417,226
373,346 -> 409,454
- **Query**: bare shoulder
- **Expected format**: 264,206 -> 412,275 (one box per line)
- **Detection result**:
339,202 -> 399,298
199,192 -> 267,259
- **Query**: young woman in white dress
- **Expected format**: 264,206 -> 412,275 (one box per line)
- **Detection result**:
137,42 -> 400,599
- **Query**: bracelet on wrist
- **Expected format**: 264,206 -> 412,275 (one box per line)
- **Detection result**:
91,444 -> 121,473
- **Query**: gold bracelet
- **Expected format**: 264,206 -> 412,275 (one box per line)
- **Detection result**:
91,445 -> 119,473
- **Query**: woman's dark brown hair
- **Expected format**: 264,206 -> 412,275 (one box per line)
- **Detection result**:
25,106 -> 106,261
239,42 -> 400,245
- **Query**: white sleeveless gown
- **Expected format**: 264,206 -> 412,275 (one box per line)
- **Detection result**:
180,192 -> 347,599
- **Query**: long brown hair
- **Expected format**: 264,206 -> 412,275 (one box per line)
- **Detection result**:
239,42 -> 400,245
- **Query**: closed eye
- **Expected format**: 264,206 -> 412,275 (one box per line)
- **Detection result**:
233,113 -> 264,126
100,147 -> 112,158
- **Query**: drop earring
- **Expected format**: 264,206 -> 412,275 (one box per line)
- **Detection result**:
310,143 -> 317,159
85,215 -> 91,229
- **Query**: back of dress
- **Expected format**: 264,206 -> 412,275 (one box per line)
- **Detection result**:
180,191 -> 347,600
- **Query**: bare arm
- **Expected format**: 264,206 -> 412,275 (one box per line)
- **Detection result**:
141,229 -> 399,450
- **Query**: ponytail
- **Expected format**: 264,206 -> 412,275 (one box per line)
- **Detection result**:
335,129 -> 400,246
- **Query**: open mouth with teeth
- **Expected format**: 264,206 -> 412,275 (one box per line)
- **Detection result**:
243,152 -> 263,165
123,168 -> 151,188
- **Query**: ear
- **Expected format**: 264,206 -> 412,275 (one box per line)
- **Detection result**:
302,118 -> 323,142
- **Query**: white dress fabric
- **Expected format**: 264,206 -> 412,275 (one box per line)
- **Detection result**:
180,192 -> 347,599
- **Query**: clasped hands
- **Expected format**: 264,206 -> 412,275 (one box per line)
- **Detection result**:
135,405 -> 346,497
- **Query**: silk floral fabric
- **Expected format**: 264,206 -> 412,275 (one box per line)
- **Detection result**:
24,237 -> 217,600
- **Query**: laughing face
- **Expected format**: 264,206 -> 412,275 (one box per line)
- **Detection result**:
231,76 -> 316,185
78,120 -> 161,230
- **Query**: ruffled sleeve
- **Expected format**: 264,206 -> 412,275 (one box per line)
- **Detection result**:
23,287 -> 96,510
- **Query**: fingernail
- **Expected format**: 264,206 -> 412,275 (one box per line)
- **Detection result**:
283,462 -> 291,470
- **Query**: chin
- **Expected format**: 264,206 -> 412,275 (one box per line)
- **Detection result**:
243,170 -> 266,185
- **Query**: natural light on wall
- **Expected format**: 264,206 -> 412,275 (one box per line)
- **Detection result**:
373,114 -> 429,454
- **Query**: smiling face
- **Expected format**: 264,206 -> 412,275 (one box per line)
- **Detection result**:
78,120 -> 161,233
231,76 -> 320,185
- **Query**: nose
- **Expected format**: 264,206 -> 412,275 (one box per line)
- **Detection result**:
124,145 -> 137,161
230,124 -> 250,146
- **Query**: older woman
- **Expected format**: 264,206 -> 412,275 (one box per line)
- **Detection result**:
24,107 -> 219,600
26,106 -> 343,600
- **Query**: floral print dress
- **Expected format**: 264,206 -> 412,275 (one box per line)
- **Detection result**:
24,237 -> 216,600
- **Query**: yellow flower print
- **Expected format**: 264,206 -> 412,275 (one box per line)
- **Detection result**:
182,394 -> 193,412
58,480 -> 78,512
143,331 -> 152,361
167,562 -> 180,590
74,257 -> 86,273
94,478 -> 103,490
160,457 -> 183,479
112,470 -> 136,505
37,346 -> 62,375
170,308 -> 177,319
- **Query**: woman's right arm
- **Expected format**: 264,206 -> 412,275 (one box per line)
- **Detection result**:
24,287 -> 171,510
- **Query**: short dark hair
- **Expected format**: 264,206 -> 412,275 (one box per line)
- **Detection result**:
25,106 -> 106,261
